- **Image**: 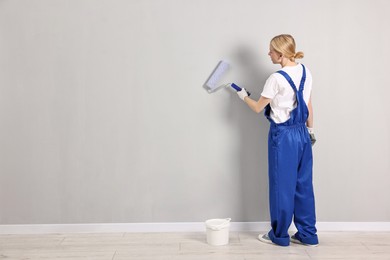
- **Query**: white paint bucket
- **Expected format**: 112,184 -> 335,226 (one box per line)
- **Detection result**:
205,218 -> 231,246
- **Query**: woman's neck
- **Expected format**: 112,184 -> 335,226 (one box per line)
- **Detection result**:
281,59 -> 297,68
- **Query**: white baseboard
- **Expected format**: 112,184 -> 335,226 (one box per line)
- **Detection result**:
1,222 -> 390,234
316,222 -> 390,231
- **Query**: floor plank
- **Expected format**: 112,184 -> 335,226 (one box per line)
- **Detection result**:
0,231 -> 389,259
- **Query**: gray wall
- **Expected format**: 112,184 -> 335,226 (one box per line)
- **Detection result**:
1,0 -> 389,224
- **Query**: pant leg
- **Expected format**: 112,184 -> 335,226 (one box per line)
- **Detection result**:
268,128 -> 298,246
293,132 -> 319,245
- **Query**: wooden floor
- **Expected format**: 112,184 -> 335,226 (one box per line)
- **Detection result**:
1,232 -> 390,259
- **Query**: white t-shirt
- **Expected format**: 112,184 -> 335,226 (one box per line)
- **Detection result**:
261,63 -> 312,123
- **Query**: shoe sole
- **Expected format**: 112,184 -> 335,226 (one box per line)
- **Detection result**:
291,238 -> 319,247
258,234 -> 275,245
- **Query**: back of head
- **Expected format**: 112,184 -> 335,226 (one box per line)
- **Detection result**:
270,34 -> 304,62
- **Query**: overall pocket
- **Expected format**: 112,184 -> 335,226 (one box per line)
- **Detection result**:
270,129 -> 283,148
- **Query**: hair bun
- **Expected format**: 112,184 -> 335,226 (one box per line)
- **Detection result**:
295,51 -> 304,59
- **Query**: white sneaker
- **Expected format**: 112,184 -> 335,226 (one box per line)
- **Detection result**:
258,234 -> 275,245
291,235 -> 319,247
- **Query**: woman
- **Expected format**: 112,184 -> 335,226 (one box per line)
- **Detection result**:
236,34 -> 319,247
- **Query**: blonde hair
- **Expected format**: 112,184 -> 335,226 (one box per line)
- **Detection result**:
270,34 -> 304,62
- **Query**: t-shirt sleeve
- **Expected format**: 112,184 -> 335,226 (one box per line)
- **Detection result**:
261,74 -> 279,99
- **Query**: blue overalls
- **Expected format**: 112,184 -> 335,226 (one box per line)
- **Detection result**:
264,64 -> 319,246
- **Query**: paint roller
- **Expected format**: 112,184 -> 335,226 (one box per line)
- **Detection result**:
203,60 -> 251,96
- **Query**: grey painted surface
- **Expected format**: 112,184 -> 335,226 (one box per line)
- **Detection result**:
0,0 -> 389,224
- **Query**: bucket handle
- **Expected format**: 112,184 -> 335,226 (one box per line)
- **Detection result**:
209,218 -> 231,231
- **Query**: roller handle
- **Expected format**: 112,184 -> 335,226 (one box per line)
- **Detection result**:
231,83 -> 251,96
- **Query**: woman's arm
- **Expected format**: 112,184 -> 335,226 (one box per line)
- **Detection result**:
243,96 -> 272,114
306,96 -> 313,128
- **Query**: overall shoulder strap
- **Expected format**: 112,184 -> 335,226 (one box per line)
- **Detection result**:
276,64 -> 307,93
276,70 -> 297,92
299,64 -> 306,92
